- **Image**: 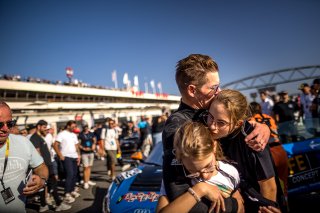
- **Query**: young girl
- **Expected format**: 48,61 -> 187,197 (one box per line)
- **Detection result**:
206,89 -> 285,213
156,121 -> 242,213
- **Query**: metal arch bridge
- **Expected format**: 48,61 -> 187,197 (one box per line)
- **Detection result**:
221,65 -> 320,91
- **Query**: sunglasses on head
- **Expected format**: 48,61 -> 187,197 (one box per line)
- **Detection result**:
0,120 -> 16,129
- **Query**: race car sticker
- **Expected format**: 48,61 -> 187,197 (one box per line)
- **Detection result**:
117,192 -> 160,203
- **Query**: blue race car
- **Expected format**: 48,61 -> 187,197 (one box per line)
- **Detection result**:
103,142 -> 163,213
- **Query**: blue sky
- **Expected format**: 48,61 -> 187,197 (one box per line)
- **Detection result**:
1,0 -> 319,96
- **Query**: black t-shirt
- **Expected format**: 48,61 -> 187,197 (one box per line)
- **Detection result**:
312,91 -> 320,118
94,127 -> 102,141
30,133 -> 52,167
152,118 -> 166,134
273,101 -> 299,123
79,131 -> 95,153
220,131 -> 276,212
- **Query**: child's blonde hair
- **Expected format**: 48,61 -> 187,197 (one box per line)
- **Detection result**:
173,121 -> 225,161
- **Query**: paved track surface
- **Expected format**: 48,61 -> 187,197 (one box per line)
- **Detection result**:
26,158 -> 115,213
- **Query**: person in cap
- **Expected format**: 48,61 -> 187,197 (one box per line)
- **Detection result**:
26,124 -> 37,139
298,83 -> 315,135
273,91 -> 300,143
19,127 -> 28,137
30,120 -> 71,212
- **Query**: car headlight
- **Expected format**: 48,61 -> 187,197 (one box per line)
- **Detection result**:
102,195 -> 110,213
103,182 -> 114,213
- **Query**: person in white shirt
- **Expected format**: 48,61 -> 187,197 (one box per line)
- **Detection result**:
299,83 -> 315,135
53,120 -> 81,204
101,119 -> 120,180
260,91 -> 274,116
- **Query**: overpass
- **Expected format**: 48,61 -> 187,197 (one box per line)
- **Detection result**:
222,65 -> 320,92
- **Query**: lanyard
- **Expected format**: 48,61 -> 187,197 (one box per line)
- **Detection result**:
0,138 -> 10,189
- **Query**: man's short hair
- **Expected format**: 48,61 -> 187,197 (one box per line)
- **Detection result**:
65,120 -> 76,128
259,91 -> 267,96
175,54 -> 219,95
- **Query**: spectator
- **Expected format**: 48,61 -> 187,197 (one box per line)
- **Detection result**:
30,120 -> 71,212
152,114 -> 167,145
53,120 -> 81,204
78,125 -> 96,189
273,91 -> 300,143
311,78 -> 320,136
44,125 -> 59,181
94,123 -> 105,160
298,83 -> 315,135
26,124 -> 36,139
120,120 -> 138,139
102,119 -> 120,180
19,127 -> 28,137
260,91 -> 274,116
0,101 -> 48,212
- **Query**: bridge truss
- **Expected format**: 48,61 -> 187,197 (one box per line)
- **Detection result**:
222,65 -> 320,92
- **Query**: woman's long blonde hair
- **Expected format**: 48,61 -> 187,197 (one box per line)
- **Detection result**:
212,89 -> 251,135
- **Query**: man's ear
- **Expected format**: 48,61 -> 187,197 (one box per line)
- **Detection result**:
187,85 -> 196,97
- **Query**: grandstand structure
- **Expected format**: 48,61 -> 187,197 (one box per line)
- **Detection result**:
0,78 -> 180,129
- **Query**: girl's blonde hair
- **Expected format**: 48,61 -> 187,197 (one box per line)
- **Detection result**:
173,121 -> 225,161
212,89 -> 251,134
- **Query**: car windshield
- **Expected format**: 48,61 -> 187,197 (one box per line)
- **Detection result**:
144,141 -> 163,166
278,118 -> 320,144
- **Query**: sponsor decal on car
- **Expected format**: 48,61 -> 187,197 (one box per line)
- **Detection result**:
117,192 -> 160,203
133,209 -> 151,213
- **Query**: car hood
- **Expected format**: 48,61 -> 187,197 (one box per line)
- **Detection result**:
108,165 -> 162,213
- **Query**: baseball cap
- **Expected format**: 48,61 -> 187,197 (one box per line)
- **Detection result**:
36,119 -> 48,126
313,78 -> 320,85
278,90 -> 288,95
26,124 -> 36,131
298,83 -> 309,90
